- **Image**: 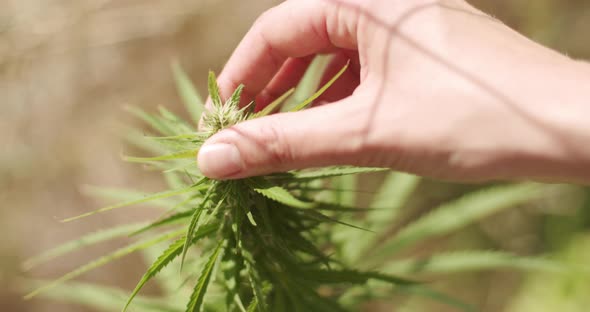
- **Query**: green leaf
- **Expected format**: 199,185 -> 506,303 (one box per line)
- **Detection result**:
25,229 -> 184,299
332,174 -> 357,207
131,210 -> 194,237
382,250 -> 571,275
181,185 -> 216,270
124,149 -> 199,163
124,126 -> 169,156
347,172 -> 420,263
290,60 -> 349,112
299,209 -> 374,232
123,224 -> 218,312
23,223 -> 146,271
274,224 -> 331,266
282,55 -> 330,112
246,177 -> 315,209
243,250 -> 268,312
126,106 -> 175,136
208,71 -> 222,107
147,133 -> 205,141
62,185 -> 202,222
181,209 -> 205,271
274,167 -> 386,181
247,272 -> 267,312
246,298 -> 258,312
227,84 -> 244,107
367,183 -> 544,265
300,269 -> 415,286
186,241 -> 224,312
172,61 -> 205,122
296,200 -> 369,213
22,280 -> 183,312
367,172 -> 421,229
288,282 -> 348,312
221,241 -> 246,312
246,211 -> 257,226
81,185 -> 176,209
252,88 -> 295,118
158,106 -> 195,133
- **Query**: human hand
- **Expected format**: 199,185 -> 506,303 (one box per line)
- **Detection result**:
197,0 -> 590,183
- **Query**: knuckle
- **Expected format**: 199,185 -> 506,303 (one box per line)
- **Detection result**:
255,6 -> 277,27
336,103 -> 379,162
256,119 -> 294,166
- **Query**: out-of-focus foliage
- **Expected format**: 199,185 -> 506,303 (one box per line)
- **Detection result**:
2,1 -> 590,312
506,235 -> 590,312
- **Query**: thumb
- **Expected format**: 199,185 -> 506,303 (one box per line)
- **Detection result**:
197,97 -> 370,179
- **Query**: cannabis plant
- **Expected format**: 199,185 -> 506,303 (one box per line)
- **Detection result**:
23,57 -> 587,312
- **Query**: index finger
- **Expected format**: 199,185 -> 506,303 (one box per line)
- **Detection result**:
216,0 -> 359,102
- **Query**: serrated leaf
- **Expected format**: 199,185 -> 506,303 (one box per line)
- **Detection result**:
186,241 -> 224,312
248,269 -> 268,312
180,210 -> 205,271
126,106 -> 175,136
81,185 -> 176,208
158,106 -> 195,133
124,149 -> 199,163
131,210 -> 194,237
163,170 -> 190,190
300,269 -> 414,286
62,185 -> 202,222
181,185 -> 216,270
246,177 -> 314,209
299,199 -> 374,212
368,183 -> 544,265
275,226 -> 332,267
332,174 -> 357,207
299,209 -> 373,232
382,250 -> 572,275
243,250 -> 268,312
124,126 -> 169,156
252,88 -> 295,118
346,173 -> 420,263
282,55 -> 330,112
289,282 -> 348,312
25,229 -> 184,299
23,223 -> 146,271
290,60 -> 349,112
221,240 -> 246,312
273,167 -> 386,181
227,84 -> 244,107
326,271 -> 474,312
367,172 -> 421,228
22,280 -> 183,312
208,71 -> 222,107
172,61 -> 205,122
148,133 -> 205,141
123,224 -> 218,312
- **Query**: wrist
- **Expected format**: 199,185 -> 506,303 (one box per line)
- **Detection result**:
506,58 -> 590,183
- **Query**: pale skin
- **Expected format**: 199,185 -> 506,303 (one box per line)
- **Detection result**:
197,0 -> 590,184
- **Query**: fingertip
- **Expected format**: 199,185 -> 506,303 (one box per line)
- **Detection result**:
198,143 -> 245,179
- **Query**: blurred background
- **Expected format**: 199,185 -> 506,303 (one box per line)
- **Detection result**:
1,1 -> 589,311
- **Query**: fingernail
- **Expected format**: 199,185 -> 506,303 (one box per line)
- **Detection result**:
198,143 -> 243,178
